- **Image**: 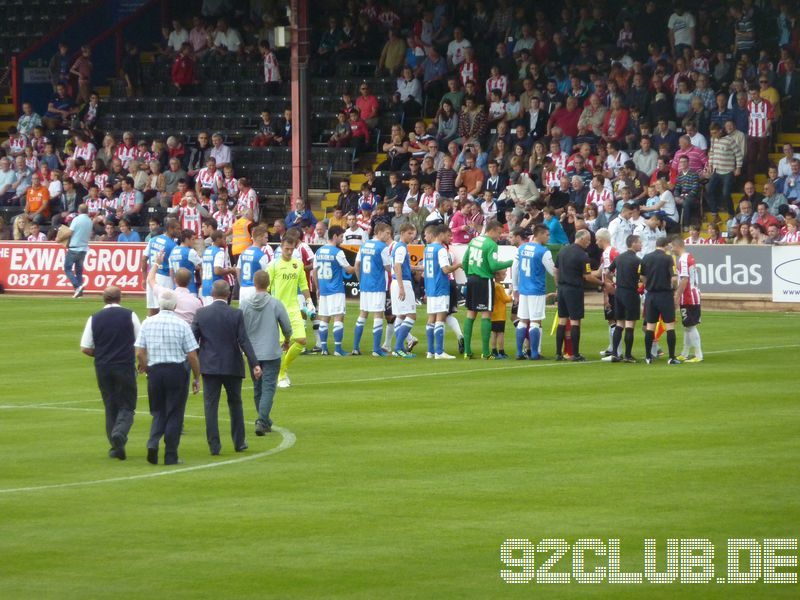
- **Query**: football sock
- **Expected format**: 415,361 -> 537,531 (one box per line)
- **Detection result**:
333,321 -> 344,351
372,318 -> 383,352
692,328 -> 703,359
313,320 -> 321,345
556,324 -> 566,356
394,318 -> 414,352
445,314 -> 463,339
280,341 -> 304,378
353,316 -> 366,350
434,322 -> 444,354
612,325 -> 623,357
571,325 -> 581,357
666,329 -> 676,359
426,323 -> 435,354
480,317 -> 492,357
644,330 -> 654,359
681,326 -> 692,357
528,324 -> 541,358
463,317 -> 475,355
607,324 -> 614,352
384,322 -> 394,348
515,323 -> 527,356
624,327 -> 634,358
319,322 -> 329,353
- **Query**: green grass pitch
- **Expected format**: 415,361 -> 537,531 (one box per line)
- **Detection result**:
0,295 -> 798,598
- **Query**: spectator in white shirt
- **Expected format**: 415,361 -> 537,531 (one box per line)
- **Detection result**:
209,133 -> 231,168
446,27 -> 471,68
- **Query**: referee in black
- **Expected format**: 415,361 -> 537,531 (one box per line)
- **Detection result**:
639,236 -> 681,364
80,286 -> 141,460
607,234 -> 643,362
553,229 -> 602,361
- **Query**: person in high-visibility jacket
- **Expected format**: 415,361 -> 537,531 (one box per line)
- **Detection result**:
231,212 -> 253,265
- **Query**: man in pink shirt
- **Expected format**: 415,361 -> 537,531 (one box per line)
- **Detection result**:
449,198 -> 478,244
147,254 -> 202,324
355,83 -> 380,129
671,135 -> 708,173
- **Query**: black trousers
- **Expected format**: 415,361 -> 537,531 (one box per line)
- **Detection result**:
147,363 -> 189,464
95,363 -> 137,447
202,374 -> 245,453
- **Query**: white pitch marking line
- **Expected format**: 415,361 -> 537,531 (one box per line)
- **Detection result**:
0,426 -> 296,495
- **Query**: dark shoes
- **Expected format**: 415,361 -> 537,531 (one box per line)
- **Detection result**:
146,447 -> 158,465
571,354 -> 587,362
255,420 -> 272,436
110,433 -> 126,461
235,443 -> 249,452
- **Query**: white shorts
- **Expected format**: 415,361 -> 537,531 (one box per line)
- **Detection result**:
390,280 -> 416,316
517,294 -> 546,322
426,294 -> 449,315
318,293 -> 346,317
359,290 -> 386,313
238,285 -> 256,305
201,295 -> 214,306
146,273 -> 174,309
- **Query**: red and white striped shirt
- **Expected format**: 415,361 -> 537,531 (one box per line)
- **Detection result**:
114,144 -> 137,169
684,235 -> 705,245
566,154 -> 595,172
212,209 -> 235,233
236,188 -> 259,220
224,176 -> 238,197
677,252 -> 701,305
25,156 -> 39,171
86,197 -> 102,216
458,60 -> 478,86
27,232 -> 47,242
548,151 -> 568,172
419,190 -> 439,211
69,168 -> 93,188
586,187 -> 613,209
543,169 -> 564,190
747,99 -> 774,138
9,136 -> 27,154
102,195 -> 119,213
196,167 -> 224,193
356,214 -> 372,233
263,51 -> 280,83
259,243 -> 276,263
485,75 -> 508,98
600,246 -> 619,285
137,150 -> 154,164
780,230 -> 800,244
94,172 -> 109,191
74,143 -> 97,163
117,190 -> 138,213
704,236 -> 725,245
179,205 -> 203,236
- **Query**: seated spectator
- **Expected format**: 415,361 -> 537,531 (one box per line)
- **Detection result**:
274,108 -> 292,146
252,110 -> 278,147
379,127 -> 410,172
355,83 -> 380,130
763,181 -> 788,216
753,201 -> 781,230
22,173 -> 50,225
394,66 -> 423,122
457,95 -> 486,144
26,222 -> 47,242
42,84 -> 76,130
100,222 -> 118,242
17,102 -> 42,137
117,218 -> 141,242
209,18 -> 243,62
316,16 -> 342,76
601,97 -> 629,144
209,133 -> 231,168
347,109 -> 370,155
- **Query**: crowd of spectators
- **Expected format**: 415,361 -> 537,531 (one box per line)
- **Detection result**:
3,0 -> 800,250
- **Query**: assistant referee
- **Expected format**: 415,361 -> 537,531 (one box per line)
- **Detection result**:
553,229 -> 602,361
639,237 -> 680,365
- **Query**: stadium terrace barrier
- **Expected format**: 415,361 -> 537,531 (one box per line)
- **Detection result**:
1,242 -> 799,302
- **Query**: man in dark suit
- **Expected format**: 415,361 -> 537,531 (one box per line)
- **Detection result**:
80,286 -> 141,460
524,96 -> 548,144
192,280 -> 260,455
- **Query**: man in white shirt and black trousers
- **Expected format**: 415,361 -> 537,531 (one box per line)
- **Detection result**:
80,286 -> 141,460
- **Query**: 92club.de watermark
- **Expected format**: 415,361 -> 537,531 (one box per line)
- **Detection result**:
500,538 -> 798,584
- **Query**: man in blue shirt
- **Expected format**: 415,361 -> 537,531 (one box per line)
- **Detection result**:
236,224 -> 272,305
143,217 -> 179,315
542,206 -> 568,245
62,204 -> 93,298
169,229 -> 203,295
201,230 -> 236,306
284,197 -> 317,230
423,225 -> 461,359
511,224 -> 555,359
312,225 -> 355,356
352,222 -> 393,356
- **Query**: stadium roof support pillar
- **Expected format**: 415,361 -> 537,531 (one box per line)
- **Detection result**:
290,0 -> 310,205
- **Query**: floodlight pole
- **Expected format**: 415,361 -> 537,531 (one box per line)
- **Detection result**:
289,0 -> 309,205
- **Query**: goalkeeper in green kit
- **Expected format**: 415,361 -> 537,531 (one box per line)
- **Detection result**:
461,219 -> 514,359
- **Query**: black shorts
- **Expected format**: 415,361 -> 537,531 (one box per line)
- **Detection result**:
644,291 -> 675,324
491,320 -> 506,333
614,289 -> 641,322
604,294 -> 616,322
557,285 -> 585,320
384,293 -> 393,318
680,304 -> 701,327
448,280 -> 459,315
466,275 -> 493,312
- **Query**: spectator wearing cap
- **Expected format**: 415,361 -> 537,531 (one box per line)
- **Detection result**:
355,83 -> 380,129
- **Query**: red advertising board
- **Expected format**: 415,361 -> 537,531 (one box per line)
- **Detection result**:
0,241 -> 146,294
